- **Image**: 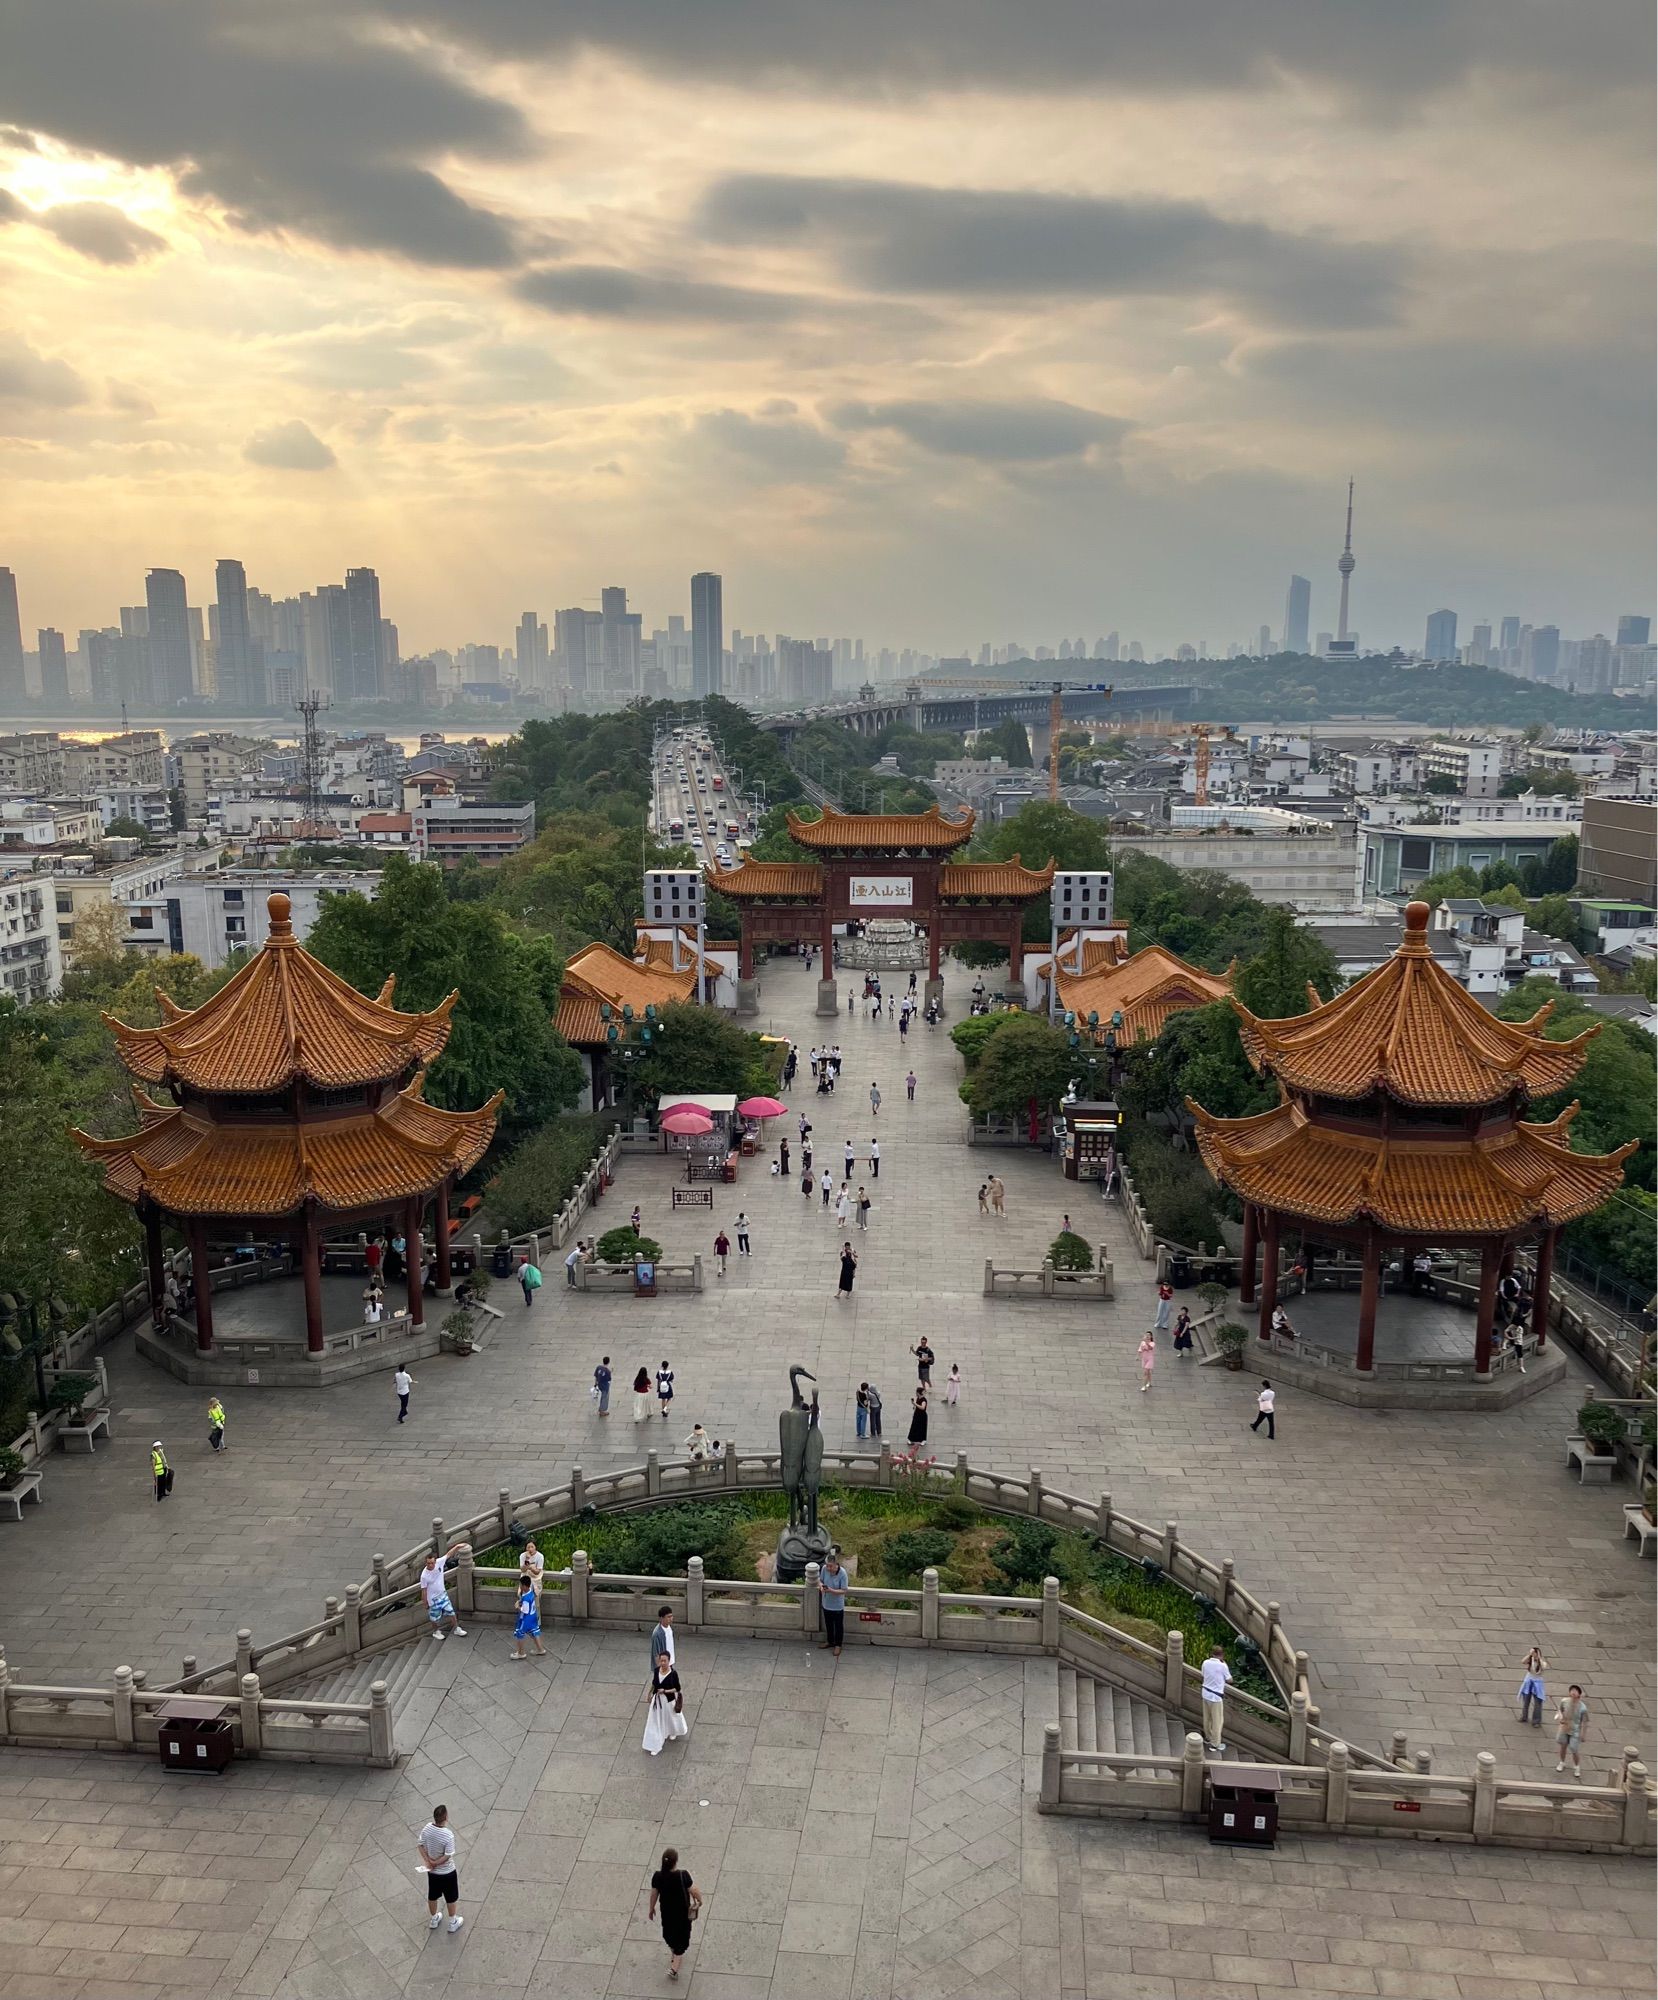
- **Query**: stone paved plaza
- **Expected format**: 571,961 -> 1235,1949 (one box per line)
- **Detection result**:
1,950 -> 1653,1996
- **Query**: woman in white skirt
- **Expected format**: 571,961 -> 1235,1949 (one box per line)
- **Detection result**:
632,1365 -> 652,1422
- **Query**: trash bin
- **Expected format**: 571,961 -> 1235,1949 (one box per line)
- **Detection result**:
1207,1764 -> 1280,1846
157,1698 -> 235,1775
1167,1252 -> 1192,1289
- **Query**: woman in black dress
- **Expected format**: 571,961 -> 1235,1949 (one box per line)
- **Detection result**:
836,1242 -> 858,1301
648,1846 -> 701,1979
908,1388 -> 928,1446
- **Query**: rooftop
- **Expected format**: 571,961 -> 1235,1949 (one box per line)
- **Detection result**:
785,803 -> 975,852
1056,942 -> 1234,1048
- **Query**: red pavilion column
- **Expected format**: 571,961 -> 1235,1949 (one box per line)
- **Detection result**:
1257,1210 -> 1282,1339
433,1178 -> 453,1295
1531,1228 -> 1555,1352
405,1196 -> 425,1327
1473,1239 -> 1500,1378
186,1217 -> 213,1352
1239,1204 -> 1258,1305
1355,1228 -> 1382,1375
143,1206 -> 166,1327
300,1206 -> 325,1353
1007,918 -> 1024,994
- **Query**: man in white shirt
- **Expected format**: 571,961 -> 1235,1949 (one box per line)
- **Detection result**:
1250,1380 -> 1276,1440
419,1543 -> 469,1640
416,1803 -> 463,1933
1200,1645 -> 1233,1751
394,1366 -> 415,1424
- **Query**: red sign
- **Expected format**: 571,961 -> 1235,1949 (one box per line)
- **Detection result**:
1393,1800 -> 1421,1813
858,1611 -> 884,1623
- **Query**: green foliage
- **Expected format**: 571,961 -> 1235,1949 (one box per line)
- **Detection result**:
1496,977 -> 1655,1193
1117,1117 -> 1235,1248
595,1227 -> 661,1263
1564,1189 -> 1655,1298
949,1011 -> 1021,1070
102,815 -> 152,842
925,1496 -> 984,1532
487,814 -> 691,956
868,726 -> 965,778
46,1373 -> 98,1414
1414,865 -> 1481,907
875,1528 -> 957,1583
1423,770 -> 1458,794
1121,1002 -> 1273,1124
618,1504 -> 750,1580
1049,1231 -> 1094,1272
1501,767 -> 1582,798
1523,835 -> 1580,897
0,1446 -> 25,1484
486,1115 -> 618,1234
1576,1400 -> 1626,1448
1115,856 -> 1281,971
621,1002 -> 775,1106
1527,894 -> 1582,947
488,704 -> 671,822
979,718 -> 1033,767
1213,1320 -> 1251,1354
961,1015 -> 1077,1119
303,855 -> 584,1126
1233,906 -> 1340,1020
702,695 -> 806,808
989,1520 -> 1059,1587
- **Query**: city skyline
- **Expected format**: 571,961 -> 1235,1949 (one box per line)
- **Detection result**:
0,4 -> 1651,652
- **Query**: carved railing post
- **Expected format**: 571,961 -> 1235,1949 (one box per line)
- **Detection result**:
1471,1750 -> 1497,1839
1040,1723 -> 1061,1807
921,1568 -> 940,1641
1164,1629 -> 1184,1707
240,1672 -> 262,1756
1289,1690 -> 1309,1765
570,1550 -> 590,1622
1040,1576 -> 1060,1653
1324,1741 -> 1350,1830
803,1562 -> 820,1635
369,1681 -> 393,1763
687,1557 -> 705,1628
112,1665 -> 135,1747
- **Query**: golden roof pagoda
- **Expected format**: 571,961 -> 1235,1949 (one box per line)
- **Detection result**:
1057,941 -> 1234,1049
784,803 -> 975,852
553,940 -> 698,1047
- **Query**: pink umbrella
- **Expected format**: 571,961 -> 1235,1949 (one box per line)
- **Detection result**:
738,1096 -> 787,1119
658,1101 -> 704,1118
661,1109 -> 714,1136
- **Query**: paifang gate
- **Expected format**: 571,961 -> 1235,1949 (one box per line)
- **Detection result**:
711,804 -> 1055,1007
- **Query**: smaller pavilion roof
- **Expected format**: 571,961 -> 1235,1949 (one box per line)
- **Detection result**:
937,857 -> 1056,900
555,940 -> 697,1046
785,803 -> 975,852
103,891 -> 455,1095
707,858 -> 823,901
1057,943 -> 1234,1049
75,1074 -> 501,1219
1188,1094 -> 1634,1236
1233,900 -> 1597,1107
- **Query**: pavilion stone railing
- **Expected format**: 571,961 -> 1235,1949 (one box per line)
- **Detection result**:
984,1255 -> 1115,1301
1260,1326 -> 1538,1382
574,1258 -> 705,1295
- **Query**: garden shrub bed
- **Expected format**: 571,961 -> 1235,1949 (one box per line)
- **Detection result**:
476,1486 -> 1276,1698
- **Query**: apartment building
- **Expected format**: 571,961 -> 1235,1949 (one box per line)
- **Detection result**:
1418,739 -> 1504,798
0,863 -> 61,1004
121,868 -> 381,967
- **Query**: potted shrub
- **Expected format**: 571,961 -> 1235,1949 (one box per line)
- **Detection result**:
0,1445 -> 27,1489
441,1309 -> 475,1357
46,1374 -> 99,1423
1049,1232 -> 1093,1273
1196,1281 -> 1229,1320
1213,1321 -> 1251,1371
1576,1399 -> 1625,1457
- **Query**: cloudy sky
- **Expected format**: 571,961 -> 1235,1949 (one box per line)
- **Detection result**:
1,0 -> 1652,656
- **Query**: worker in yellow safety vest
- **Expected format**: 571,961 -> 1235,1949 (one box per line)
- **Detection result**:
151,1440 -> 172,1502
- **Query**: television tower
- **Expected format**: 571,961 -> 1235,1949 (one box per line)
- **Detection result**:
1335,478 -> 1356,644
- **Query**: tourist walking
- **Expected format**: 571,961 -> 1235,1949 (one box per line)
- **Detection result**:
821,1169 -> 834,1209
819,1548 -> 850,1656
151,1439 -> 172,1502
801,1139 -> 813,1176
801,1165 -> 814,1202
856,1185 -> 871,1231
988,1175 -> 1006,1216
1554,1685 -> 1589,1775
630,1205 -> 642,1237
647,1846 -> 701,1978
855,1382 -> 871,1439
509,1571 -> 546,1659
633,1366 -> 653,1422
206,1397 -> 227,1454
1138,1332 -> 1157,1391
978,1182 -> 990,1216
911,1338 -> 934,1388
1172,1308 -> 1194,1359
1517,1646 -> 1548,1726
844,1140 -> 856,1180
419,1543 -> 470,1641
593,1356 -> 612,1415
907,1388 -> 929,1446
656,1360 -> 675,1419
713,1229 -> 730,1276
1200,1645 -> 1232,1751
518,1254 -> 541,1307
416,1805 -> 463,1934
870,1082 -> 882,1117
837,1242 -> 858,1300
945,1363 -> 962,1407
899,1009 -> 909,1043
868,1138 -> 880,1178
778,1137 -> 789,1177
394,1366 -> 414,1424
735,1212 -> 751,1256
1250,1380 -> 1276,1439
1154,1278 -> 1173,1330
906,1069 -> 917,1101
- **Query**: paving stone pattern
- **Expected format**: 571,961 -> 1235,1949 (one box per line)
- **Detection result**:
1,952 -> 1652,1995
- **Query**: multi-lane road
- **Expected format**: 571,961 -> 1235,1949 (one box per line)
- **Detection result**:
650,726 -> 756,869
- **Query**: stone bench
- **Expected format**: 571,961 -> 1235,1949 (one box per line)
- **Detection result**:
57,1408 -> 112,1453
1566,1438 -> 1617,1485
1623,1506 -> 1656,1556
0,1470 -> 45,1519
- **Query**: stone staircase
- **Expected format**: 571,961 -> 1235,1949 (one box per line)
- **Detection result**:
1057,1662 -> 1255,1776
280,1636 -> 446,1756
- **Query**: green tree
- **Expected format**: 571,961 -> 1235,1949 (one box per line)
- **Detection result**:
959,1015 -> 1076,1119
1121,1002 -> 1274,1124
304,856 -> 583,1125
980,719 -> 1032,767
1234,907 -> 1341,1020
1414,866 -> 1482,907
620,1003 -> 775,1106
167,786 -> 188,830
1423,771 -> 1459,794
487,815 -> 691,956
1520,834 -> 1579,897
1527,894 -> 1581,946
1496,976 -> 1655,1193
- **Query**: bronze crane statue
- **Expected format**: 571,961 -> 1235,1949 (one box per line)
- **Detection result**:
779,1364 -> 824,1537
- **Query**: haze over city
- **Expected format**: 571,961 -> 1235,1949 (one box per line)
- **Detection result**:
3,0 -> 1653,655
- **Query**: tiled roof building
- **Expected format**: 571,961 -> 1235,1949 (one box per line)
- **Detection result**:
1056,942 -> 1233,1050
74,892 -> 500,1357
1188,900 -> 1633,1377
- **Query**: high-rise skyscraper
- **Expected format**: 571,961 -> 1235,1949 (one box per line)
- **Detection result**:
691,572 -> 723,700
1424,609 -> 1458,661
1617,615 -> 1651,648
0,568 -> 24,707
1282,575 -> 1311,654
1525,625 -> 1560,682
36,628 -> 69,706
516,611 -> 549,689
343,567 -> 384,701
1499,615 -> 1521,656
600,587 -> 641,691
145,567 -> 194,703
1468,623 -> 1492,667
555,607 -> 603,693
214,558 -> 261,710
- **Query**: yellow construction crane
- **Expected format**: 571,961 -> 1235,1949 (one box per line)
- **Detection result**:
914,677 -> 1114,802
